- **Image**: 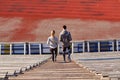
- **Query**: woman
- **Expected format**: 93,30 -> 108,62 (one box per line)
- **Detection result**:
47,30 -> 58,62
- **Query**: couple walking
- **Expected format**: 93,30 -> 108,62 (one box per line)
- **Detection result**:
47,25 -> 72,62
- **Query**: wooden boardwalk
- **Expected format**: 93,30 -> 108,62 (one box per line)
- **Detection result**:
9,55 -> 101,80
0,55 -> 51,80
72,52 -> 120,80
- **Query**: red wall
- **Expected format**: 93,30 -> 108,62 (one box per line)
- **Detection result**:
0,0 -> 120,42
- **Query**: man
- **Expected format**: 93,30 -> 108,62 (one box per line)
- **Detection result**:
59,25 -> 72,62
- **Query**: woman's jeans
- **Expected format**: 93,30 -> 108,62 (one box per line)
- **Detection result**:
50,48 -> 57,62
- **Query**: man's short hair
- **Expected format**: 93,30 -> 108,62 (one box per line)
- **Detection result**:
63,25 -> 67,29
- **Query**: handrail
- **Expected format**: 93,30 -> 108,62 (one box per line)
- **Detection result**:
0,39 -> 120,55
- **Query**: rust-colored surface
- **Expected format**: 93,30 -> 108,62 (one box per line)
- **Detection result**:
0,17 -> 120,42
9,55 -> 101,80
0,0 -> 120,42
10,18 -> 39,41
0,0 -> 120,21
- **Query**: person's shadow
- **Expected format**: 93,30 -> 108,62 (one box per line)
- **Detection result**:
56,61 -> 70,63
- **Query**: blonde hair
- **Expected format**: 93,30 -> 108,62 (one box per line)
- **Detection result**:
51,30 -> 55,36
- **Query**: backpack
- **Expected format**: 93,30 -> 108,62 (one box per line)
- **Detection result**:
62,31 -> 72,43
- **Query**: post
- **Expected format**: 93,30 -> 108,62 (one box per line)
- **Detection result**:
28,43 -> 31,55
112,40 -> 114,52
58,44 -> 60,55
72,42 -> 74,54
98,41 -> 100,52
116,40 -> 119,52
39,43 -> 42,55
87,41 -> 90,52
83,42 -> 85,53
24,43 -> 26,55
0,44 -> 1,55
10,43 -> 12,55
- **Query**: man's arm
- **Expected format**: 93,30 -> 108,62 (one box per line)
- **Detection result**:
69,32 -> 72,41
59,33 -> 63,42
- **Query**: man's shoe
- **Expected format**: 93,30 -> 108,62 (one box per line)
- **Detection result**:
55,58 -> 57,62
69,59 -> 71,62
68,57 -> 71,62
64,60 -> 66,63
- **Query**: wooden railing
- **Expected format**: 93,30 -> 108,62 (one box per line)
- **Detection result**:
0,39 -> 120,55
